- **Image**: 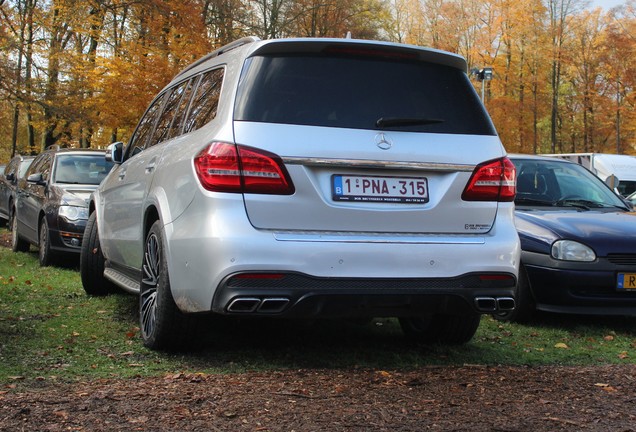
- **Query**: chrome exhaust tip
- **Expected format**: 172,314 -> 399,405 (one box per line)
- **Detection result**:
257,298 -> 290,313
227,297 -> 261,313
474,297 -> 497,312
496,297 -> 515,311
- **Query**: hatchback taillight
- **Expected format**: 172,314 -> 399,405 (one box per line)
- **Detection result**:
194,142 -> 294,195
461,157 -> 516,202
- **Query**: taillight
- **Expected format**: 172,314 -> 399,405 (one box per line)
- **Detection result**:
194,142 -> 294,195
461,157 -> 516,202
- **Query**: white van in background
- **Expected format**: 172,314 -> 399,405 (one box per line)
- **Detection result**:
545,153 -> 636,197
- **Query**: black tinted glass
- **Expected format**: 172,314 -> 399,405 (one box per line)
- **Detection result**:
151,80 -> 189,145
167,76 -> 199,140
184,68 -> 224,133
128,94 -> 165,156
234,54 -> 495,135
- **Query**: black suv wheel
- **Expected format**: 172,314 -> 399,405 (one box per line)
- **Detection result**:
80,212 -> 117,296
140,220 -> 196,351
400,312 -> 481,345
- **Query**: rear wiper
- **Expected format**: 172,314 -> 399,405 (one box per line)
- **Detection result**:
376,117 -> 445,128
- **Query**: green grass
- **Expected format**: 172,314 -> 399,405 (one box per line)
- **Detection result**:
1,229 -> 635,388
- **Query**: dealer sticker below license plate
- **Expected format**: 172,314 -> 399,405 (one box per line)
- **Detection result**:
617,273 -> 636,290
332,174 -> 429,204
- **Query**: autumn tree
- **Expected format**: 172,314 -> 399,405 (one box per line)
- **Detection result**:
1,0 -> 635,160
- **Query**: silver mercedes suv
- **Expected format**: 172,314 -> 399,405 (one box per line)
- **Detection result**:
81,36 -> 520,351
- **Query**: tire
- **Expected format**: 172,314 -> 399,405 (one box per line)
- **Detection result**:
400,311 -> 481,345
494,265 -> 536,323
80,212 -> 116,296
11,209 -> 29,252
140,220 -> 196,351
38,218 -> 53,266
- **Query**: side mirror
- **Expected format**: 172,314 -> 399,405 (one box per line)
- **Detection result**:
27,172 -> 46,186
5,173 -> 15,182
106,142 -> 124,164
605,174 -> 620,191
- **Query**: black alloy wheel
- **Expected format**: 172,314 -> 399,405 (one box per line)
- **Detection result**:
139,220 -> 195,351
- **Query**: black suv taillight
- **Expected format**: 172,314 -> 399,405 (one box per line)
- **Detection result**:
461,157 -> 516,202
194,142 -> 295,195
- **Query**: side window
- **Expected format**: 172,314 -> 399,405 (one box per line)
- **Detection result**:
127,94 -> 165,157
166,76 -> 199,140
18,159 -> 33,178
5,159 -> 18,177
26,155 -> 46,178
27,154 -> 52,182
40,155 -> 52,182
150,80 -> 190,145
184,68 -> 224,133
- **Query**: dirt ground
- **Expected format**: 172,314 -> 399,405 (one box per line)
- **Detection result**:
1,231 -> 636,431
1,366 -> 635,431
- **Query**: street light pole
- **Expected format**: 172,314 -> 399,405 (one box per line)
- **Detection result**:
470,67 -> 493,103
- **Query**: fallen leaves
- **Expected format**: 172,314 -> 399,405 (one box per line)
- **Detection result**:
595,383 -> 618,392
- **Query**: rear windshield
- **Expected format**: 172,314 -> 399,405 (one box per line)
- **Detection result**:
234,53 -> 496,135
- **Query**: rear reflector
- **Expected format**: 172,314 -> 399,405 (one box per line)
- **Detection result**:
233,273 -> 285,280
194,142 -> 294,195
461,157 -> 516,202
479,274 -> 515,281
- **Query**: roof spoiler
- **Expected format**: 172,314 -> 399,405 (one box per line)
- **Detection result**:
175,36 -> 261,78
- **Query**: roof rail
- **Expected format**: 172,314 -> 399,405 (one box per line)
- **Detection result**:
176,36 -> 261,78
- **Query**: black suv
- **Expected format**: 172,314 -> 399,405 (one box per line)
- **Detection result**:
12,147 -> 113,265
0,155 -> 35,228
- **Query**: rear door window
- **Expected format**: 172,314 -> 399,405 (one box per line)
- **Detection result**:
150,80 -> 190,145
234,53 -> 496,135
166,76 -> 200,140
127,94 -> 166,157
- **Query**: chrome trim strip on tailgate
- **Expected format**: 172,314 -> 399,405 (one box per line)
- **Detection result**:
273,232 -> 485,244
282,157 -> 475,172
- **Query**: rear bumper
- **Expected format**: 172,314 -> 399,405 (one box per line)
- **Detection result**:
164,192 -> 520,314
212,271 -> 516,318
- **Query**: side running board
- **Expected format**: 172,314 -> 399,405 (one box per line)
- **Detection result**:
104,268 -> 141,294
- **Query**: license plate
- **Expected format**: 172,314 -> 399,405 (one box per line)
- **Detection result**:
332,175 -> 429,204
617,273 -> 636,290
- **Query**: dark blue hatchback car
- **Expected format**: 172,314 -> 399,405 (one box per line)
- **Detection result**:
500,154 -> 636,322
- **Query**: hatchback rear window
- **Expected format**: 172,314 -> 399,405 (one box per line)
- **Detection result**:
234,53 -> 496,135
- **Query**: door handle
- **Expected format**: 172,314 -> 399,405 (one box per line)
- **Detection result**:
145,160 -> 156,174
